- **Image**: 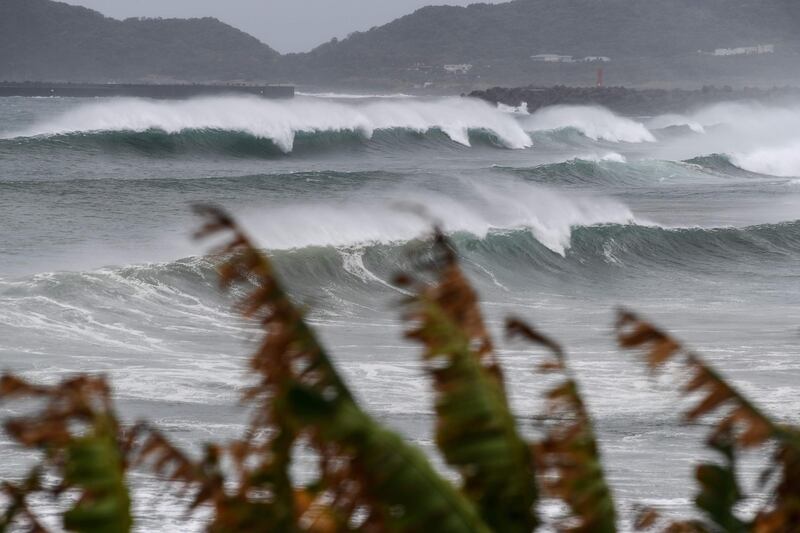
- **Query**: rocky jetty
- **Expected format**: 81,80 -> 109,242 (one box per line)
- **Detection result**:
470,85 -> 800,115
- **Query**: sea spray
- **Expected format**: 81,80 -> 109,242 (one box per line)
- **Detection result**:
3,93 -> 800,529
237,179 -> 637,255
522,105 -> 656,143
731,140 -> 800,178
6,95 -> 533,151
650,102 -> 800,175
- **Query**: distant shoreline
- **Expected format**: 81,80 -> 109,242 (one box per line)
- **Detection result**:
469,85 -> 800,115
0,82 -> 295,99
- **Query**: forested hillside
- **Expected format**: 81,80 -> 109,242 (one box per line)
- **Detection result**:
290,0 -> 800,84
2,0 -> 799,87
0,0 -> 280,82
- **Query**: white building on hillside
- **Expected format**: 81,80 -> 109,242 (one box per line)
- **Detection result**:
531,54 -> 575,63
443,64 -> 473,74
582,56 -> 611,63
531,54 -> 611,63
711,44 -> 775,56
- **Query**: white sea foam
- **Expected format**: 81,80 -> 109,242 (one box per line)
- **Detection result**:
647,113 -> 705,133
522,105 -> 656,143
296,91 -> 415,99
7,95 -> 533,151
651,102 -> 800,176
239,179 -> 638,255
731,140 -> 800,177
339,249 -> 410,294
497,101 -> 530,115
577,152 -> 627,163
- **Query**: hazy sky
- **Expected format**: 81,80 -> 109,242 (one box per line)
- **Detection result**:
61,0 -> 508,53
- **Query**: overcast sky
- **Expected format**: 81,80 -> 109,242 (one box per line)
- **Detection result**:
61,0 -> 508,53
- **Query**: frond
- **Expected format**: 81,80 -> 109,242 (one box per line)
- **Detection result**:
399,229 -> 539,533
616,310 -> 800,531
194,206 -> 489,533
0,468 -> 46,533
508,318 -> 617,533
0,374 -> 131,533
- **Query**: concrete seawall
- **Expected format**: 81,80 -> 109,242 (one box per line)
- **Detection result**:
0,83 -> 295,99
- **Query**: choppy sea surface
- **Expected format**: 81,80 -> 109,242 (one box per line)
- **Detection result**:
1,94 -> 799,530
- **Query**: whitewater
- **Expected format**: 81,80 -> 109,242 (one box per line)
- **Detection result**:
1,94 -> 799,531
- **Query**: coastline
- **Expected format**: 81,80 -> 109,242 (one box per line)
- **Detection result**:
0,82 -> 295,99
470,85 -> 800,114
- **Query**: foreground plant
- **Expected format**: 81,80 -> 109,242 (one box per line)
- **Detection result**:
0,375 -> 130,533
0,208 -> 797,532
617,312 -> 800,532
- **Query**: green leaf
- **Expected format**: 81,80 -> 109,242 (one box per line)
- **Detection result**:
401,235 -> 539,533
62,420 -> 132,533
509,318 -> 617,533
196,207 -> 491,533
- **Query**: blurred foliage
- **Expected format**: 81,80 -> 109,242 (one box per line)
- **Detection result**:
0,208 -> 797,533
0,376 -> 131,533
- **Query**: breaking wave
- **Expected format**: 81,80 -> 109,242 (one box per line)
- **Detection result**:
232,180 -> 638,256
4,221 -> 797,326
521,105 -> 656,143
3,95 -> 533,152
493,156 -> 733,187
731,140 -> 800,178
1,127 -> 505,157
650,102 -> 800,178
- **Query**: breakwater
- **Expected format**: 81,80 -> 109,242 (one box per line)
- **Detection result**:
470,85 -> 800,114
0,82 -> 294,99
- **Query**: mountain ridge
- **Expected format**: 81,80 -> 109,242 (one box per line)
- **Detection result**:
289,0 -> 800,85
2,0 -> 800,88
0,0 -> 279,82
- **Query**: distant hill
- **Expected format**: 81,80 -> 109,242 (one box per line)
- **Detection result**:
289,0 -> 800,87
301,0 -> 800,66
0,0 -> 280,82
2,0 -> 800,88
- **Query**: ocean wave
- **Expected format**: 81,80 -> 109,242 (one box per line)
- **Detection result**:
232,180 -> 636,256
651,102 -> 800,176
682,153 -> 763,177
4,221 -> 797,320
493,157 -> 713,187
1,127 -> 500,158
211,218 -> 800,282
497,101 -> 530,115
685,152 -> 800,180
296,91 -> 416,99
496,151 -> 796,189
0,257 -> 237,356
521,105 -> 656,143
2,95 -> 533,152
731,140 -> 800,178
564,220 -> 800,266
647,114 -> 705,134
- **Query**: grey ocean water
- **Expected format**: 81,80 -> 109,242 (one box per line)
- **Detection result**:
1,94 -> 799,530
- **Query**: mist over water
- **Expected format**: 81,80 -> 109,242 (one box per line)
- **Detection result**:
1,94 -> 799,530
3,95 -> 533,150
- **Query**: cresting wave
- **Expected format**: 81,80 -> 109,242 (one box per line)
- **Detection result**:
0,126 -> 520,158
3,221 -> 798,318
491,153 -> 785,188
1,97 -> 675,157
234,181 -> 637,256
521,105 -> 656,143
731,140 -> 800,178
4,96 -> 534,151
5,97 -> 800,170
645,101 -> 800,177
